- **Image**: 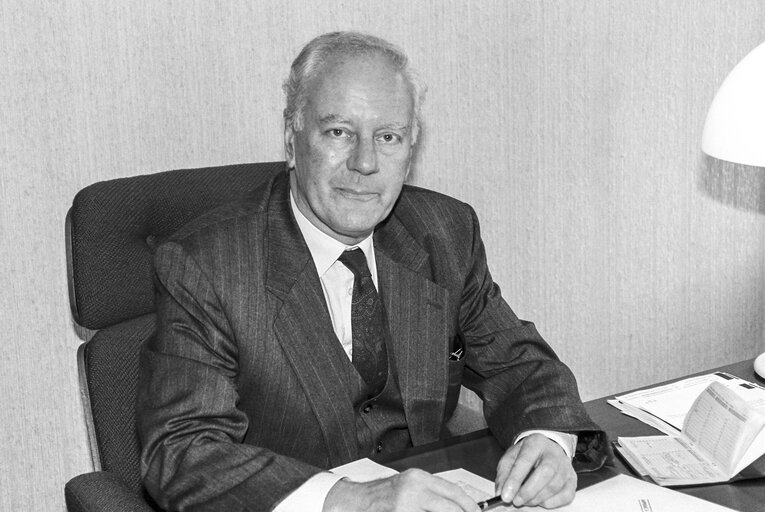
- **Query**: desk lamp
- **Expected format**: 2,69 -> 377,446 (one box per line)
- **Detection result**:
700,41 -> 765,378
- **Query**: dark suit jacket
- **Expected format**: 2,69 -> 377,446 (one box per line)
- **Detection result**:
137,170 -> 604,511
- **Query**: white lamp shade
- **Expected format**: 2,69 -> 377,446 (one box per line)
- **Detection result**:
701,41 -> 765,167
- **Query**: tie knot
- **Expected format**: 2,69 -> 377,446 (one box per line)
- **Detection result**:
338,248 -> 371,278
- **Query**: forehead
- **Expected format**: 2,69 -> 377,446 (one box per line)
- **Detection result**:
305,54 -> 414,124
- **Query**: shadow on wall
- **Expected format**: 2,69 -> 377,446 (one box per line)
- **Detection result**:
699,154 -> 765,214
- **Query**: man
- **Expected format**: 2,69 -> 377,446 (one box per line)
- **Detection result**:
138,31 -> 607,512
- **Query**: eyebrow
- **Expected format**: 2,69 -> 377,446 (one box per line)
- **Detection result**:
378,122 -> 411,133
317,114 -> 410,133
318,113 -> 349,125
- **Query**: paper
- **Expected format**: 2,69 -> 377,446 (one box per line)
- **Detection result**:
683,381 -> 764,474
612,372 -> 765,432
617,381 -> 765,485
617,435 -> 728,485
331,458 -> 399,482
571,474 -> 737,512
333,459 -> 736,511
607,398 -> 681,436
436,469 -> 507,506
437,469 -> 738,512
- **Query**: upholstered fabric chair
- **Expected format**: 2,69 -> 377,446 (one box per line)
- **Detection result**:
63,160 -> 486,511
64,162 -> 284,512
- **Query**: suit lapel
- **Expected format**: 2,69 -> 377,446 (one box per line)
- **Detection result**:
375,214 -> 450,445
264,174 -> 357,465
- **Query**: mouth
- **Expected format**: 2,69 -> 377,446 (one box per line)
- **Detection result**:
336,188 -> 378,201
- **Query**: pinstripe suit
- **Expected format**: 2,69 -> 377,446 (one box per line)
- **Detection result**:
137,170 -> 603,511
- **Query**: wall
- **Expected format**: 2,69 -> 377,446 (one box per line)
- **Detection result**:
2,1 -> 764,509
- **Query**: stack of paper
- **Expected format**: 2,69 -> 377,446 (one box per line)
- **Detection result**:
608,372 -> 765,436
616,381 -> 765,486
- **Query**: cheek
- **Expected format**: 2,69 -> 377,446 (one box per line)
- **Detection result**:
306,146 -> 345,180
385,157 -> 412,187
387,148 -> 413,172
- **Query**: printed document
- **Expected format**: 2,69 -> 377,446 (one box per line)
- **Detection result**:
617,381 -> 765,486
609,372 -> 765,435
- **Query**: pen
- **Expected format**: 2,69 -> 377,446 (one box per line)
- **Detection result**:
476,495 -> 507,510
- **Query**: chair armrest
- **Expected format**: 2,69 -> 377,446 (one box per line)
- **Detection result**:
65,471 -> 157,512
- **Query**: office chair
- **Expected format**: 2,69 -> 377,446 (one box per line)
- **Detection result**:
63,160 -> 487,511
64,162 -> 284,512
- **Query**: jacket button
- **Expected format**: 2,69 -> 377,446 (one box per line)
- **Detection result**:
362,405 -> 372,413
376,441 -> 383,452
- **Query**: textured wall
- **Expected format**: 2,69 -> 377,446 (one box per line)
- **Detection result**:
2,1 -> 764,510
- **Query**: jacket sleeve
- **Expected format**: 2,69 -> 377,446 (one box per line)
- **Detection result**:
456,206 -> 609,470
136,241 -> 322,511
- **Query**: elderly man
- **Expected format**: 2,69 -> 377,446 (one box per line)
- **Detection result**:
138,31 -> 607,512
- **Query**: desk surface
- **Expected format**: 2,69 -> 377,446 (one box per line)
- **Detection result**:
380,358 -> 765,512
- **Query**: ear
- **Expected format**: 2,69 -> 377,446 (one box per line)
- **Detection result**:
404,139 -> 417,181
284,122 -> 297,169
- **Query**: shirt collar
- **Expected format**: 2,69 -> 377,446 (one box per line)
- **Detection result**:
290,191 -> 376,278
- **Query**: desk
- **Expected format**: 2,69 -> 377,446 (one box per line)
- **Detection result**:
380,358 -> 765,512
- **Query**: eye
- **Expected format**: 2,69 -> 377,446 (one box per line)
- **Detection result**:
378,133 -> 401,144
328,128 -> 347,138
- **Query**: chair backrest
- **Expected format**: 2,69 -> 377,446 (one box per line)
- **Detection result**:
66,161 -> 285,500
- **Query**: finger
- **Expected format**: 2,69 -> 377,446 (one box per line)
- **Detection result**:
515,459 -> 575,507
513,456 -> 559,506
428,475 -> 480,512
538,473 -> 577,509
496,441 -> 539,503
513,448 -> 576,507
494,443 -> 520,494
420,494 -> 477,512
396,470 -> 479,512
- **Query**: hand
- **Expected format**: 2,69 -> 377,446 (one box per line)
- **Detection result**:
323,468 -> 480,512
494,433 -> 577,509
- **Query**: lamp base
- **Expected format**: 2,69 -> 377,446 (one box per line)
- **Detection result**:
754,353 -> 765,379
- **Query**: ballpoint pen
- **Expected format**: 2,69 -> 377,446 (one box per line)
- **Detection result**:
476,495 -> 509,510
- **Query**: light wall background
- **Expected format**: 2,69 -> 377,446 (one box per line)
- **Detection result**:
2,1 -> 764,510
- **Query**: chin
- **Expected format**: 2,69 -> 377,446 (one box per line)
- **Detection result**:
335,208 -> 384,228
333,218 -> 380,241
338,224 -> 377,240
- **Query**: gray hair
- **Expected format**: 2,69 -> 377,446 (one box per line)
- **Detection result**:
283,31 -> 426,140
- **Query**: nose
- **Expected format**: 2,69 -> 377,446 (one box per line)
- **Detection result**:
347,137 -> 378,175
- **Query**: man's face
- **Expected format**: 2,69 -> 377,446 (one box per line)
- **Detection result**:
285,54 -> 416,245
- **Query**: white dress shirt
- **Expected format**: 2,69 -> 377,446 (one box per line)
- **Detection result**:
289,197 -> 378,359
274,193 -> 575,511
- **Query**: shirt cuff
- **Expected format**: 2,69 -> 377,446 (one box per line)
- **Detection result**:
515,430 -> 577,459
272,472 -> 344,512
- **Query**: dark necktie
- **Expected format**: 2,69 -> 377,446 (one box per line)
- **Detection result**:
338,248 -> 389,396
